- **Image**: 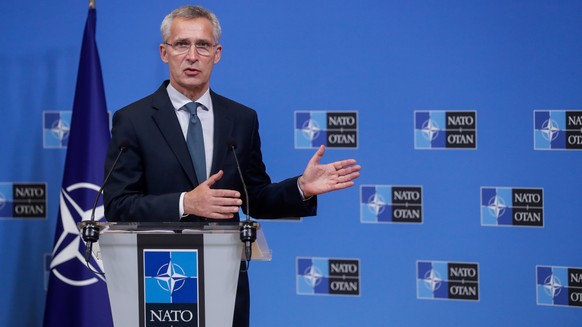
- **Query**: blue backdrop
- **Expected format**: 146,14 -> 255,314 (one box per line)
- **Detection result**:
1,1 -> 581,326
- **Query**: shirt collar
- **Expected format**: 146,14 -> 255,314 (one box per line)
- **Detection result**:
166,83 -> 212,112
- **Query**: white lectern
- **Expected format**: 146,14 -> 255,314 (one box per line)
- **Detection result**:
85,222 -> 270,327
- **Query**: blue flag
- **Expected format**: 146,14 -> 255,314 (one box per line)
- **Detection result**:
43,8 -> 114,327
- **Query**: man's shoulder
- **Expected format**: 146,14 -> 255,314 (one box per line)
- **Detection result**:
116,82 -> 170,116
210,90 -> 256,116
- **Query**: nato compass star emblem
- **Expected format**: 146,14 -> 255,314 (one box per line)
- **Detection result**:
367,193 -> 386,216
51,118 -> 70,144
421,119 -> 440,141
543,274 -> 562,299
155,261 -> 188,294
303,265 -> 323,288
301,119 -> 321,141
49,182 -> 106,286
487,195 -> 506,219
541,119 -> 560,141
423,269 -> 442,292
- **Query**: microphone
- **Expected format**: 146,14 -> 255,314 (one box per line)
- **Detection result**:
227,138 -> 256,271
82,141 -> 128,269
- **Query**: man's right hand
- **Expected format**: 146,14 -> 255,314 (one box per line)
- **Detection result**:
183,170 -> 242,219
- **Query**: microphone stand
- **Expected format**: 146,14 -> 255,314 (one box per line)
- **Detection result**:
81,145 -> 126,275
228,140 -> 256,272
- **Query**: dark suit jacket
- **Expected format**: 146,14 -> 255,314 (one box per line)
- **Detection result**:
104,81 -> 316,222
103,81 -> 316,326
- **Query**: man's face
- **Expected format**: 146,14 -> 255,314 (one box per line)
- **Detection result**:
160,17 -> 222,99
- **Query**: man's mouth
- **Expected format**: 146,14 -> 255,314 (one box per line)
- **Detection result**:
184,68 -> 200,76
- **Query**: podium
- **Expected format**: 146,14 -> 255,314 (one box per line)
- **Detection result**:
86,221 -> 270,327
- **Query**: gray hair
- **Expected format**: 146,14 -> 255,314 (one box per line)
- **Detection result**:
160,5 -> 222,43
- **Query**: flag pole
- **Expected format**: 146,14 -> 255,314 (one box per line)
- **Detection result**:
89,0 -> 95,9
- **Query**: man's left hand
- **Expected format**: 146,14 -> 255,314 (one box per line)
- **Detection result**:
299,145 -> 361,198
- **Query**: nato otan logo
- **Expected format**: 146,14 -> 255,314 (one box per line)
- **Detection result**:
417,261 -> 479,301
295,111 -> 358,149
481,187 -> 544,227
43,111 -> 71,148
144,250 -> 200,327
534,110 -> 582,150
360,185 -> 423,224
0,182 -> 46,219
414,111 -> 477,149
537,265 -> 582,308
297,257 -> 360,296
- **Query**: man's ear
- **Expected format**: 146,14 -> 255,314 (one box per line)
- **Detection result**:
160,44 -> 169,63
213,44 -> 222,64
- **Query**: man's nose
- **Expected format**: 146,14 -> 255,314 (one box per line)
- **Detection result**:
185,45 -> 199,60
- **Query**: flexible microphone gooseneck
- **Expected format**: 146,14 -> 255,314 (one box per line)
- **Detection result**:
227,138 -> 256,272
82,142 -> 127,272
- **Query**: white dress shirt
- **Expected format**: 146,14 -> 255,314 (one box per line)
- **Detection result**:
166,83 -> 214,217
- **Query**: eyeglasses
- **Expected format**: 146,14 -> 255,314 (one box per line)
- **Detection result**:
164,41 -> 218,56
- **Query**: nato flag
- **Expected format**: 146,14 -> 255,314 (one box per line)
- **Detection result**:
43,8 -> 114,327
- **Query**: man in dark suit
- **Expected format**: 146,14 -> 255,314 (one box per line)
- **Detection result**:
103,5 -> 360,327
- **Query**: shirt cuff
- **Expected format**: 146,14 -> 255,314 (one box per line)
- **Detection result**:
179,192 -> 187,217
297,177 -> 313,201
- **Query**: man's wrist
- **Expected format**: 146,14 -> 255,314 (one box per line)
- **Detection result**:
297,176 -> 313,200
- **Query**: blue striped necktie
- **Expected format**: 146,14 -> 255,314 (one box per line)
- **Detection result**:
184,102 -> 206,183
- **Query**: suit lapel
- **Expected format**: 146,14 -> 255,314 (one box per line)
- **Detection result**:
151,83 -> 198,186
210,90 -> 234,175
